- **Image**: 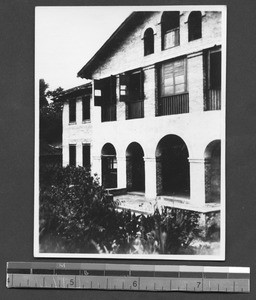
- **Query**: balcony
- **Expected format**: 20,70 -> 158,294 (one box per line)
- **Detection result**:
158,93 -> 189,116
205,89 -> 221,111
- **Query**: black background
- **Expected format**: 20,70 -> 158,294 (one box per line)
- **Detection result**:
1,0 -> 256,299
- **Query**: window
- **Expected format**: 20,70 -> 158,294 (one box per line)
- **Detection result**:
158,58 -> 189,116
69,145 -> 76,166
94,76 -> 117,122
82,96 -> 90,121
188,11 -> 202,41
69,99 -> 76,123
160,59 -> 187,96
209,51 -> 221,89
204,48 -> 221,110
161,11 -> 180,50
119,70 -> 144,119
83,144 -> 90,168
144,28 -> 154,56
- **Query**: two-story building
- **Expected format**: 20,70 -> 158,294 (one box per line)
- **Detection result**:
62,10 -> 225,216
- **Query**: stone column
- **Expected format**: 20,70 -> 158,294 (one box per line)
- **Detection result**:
116,156 -> 126,189
76,143 -> 83,167
187,51 -> 204,113
144,157 -> 157,199
189,158 -> 206,206
92,156 -> 102,184
62,144 -> 69,167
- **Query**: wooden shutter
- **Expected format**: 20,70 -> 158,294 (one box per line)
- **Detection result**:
139,70 -> 144,100
110,75 -> 117,104
94,79 -> 103,106
119,74 -> 129,102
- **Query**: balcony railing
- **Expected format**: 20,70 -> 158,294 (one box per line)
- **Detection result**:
205,89 -> 221,111
127,100 -> 144,119
102,104 -> 116,122
158,93 -> 189,116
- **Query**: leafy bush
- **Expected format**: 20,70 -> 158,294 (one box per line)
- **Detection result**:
39,165 -> 200,254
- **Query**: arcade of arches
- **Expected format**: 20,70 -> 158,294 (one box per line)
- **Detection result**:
100,136 -> 221,205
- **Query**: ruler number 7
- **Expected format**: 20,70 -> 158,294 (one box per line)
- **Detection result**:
197,282 -> 201,288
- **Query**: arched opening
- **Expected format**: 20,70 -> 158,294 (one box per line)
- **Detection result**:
126,142 -> 145,192
188,11 -> 202,41
161,11 -> 180,49
156,135 -> 190,197
205,140 -> 221,203
144,28 -> 154,56
101,143 -> 117,188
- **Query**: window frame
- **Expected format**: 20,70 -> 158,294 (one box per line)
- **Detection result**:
69,98 -> 76,124
82,143 -> 91,168
82,95 -> 91,122
188,11 -> 202,42
144,28 -> 154,56
160,58 -> 188,97
161,11 -> 180,50
69,144 -> 76,166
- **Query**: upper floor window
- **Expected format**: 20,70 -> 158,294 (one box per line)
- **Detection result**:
160,59 -> 187,97
158,58 -> 189,116
161,11 -> 180,50
94,76 -> 117,122
69,99 -> 76,123
204,48 -> 221,111
119,70 -> 144,119
188,11 -> 202,41
82,95 -> 90,121
144,28 -> 154,56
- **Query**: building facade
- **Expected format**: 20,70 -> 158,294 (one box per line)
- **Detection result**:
62,10 -> 224,213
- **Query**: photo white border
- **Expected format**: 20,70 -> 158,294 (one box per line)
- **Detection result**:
34,5 -> 226,260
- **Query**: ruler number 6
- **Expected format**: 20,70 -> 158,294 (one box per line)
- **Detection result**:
133,281 -> 138,287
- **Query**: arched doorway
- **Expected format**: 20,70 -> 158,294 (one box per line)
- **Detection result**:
205,140 -> 221,203
156,135 -> 190,197
126,142 -> 145,192
101,143 -> 117,188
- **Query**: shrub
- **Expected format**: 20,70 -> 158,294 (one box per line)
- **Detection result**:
39,165 -> 201,254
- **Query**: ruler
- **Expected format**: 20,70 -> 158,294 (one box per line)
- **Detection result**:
6,262 -> 250,293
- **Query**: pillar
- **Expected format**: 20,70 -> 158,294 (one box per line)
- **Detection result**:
91,156 -> 102,184
144,157 -> 157,199
189,158 -> 206,206
117,156 -> 126,189
76,143 -> 83,167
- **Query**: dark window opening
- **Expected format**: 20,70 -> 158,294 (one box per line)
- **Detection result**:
188,11 -> 202,41
69,99 -> 76,123
83,144 -> 90,168
210,51 -> 221,89
82,96 -> 90,121
69,145 -> 76,166
161,11 -> 180,50
126,142 -> 145,192
94,76 -> 116,122
102,143 -> 117,188
204,49 -> 221,111
158,58 -> 189,116
120,70 -> 144,119
144,28 -> 154,56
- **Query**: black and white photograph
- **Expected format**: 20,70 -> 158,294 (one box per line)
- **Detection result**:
35,6 -> 226,259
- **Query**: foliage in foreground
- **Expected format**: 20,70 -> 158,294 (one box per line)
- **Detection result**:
40,165 -> 201,254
